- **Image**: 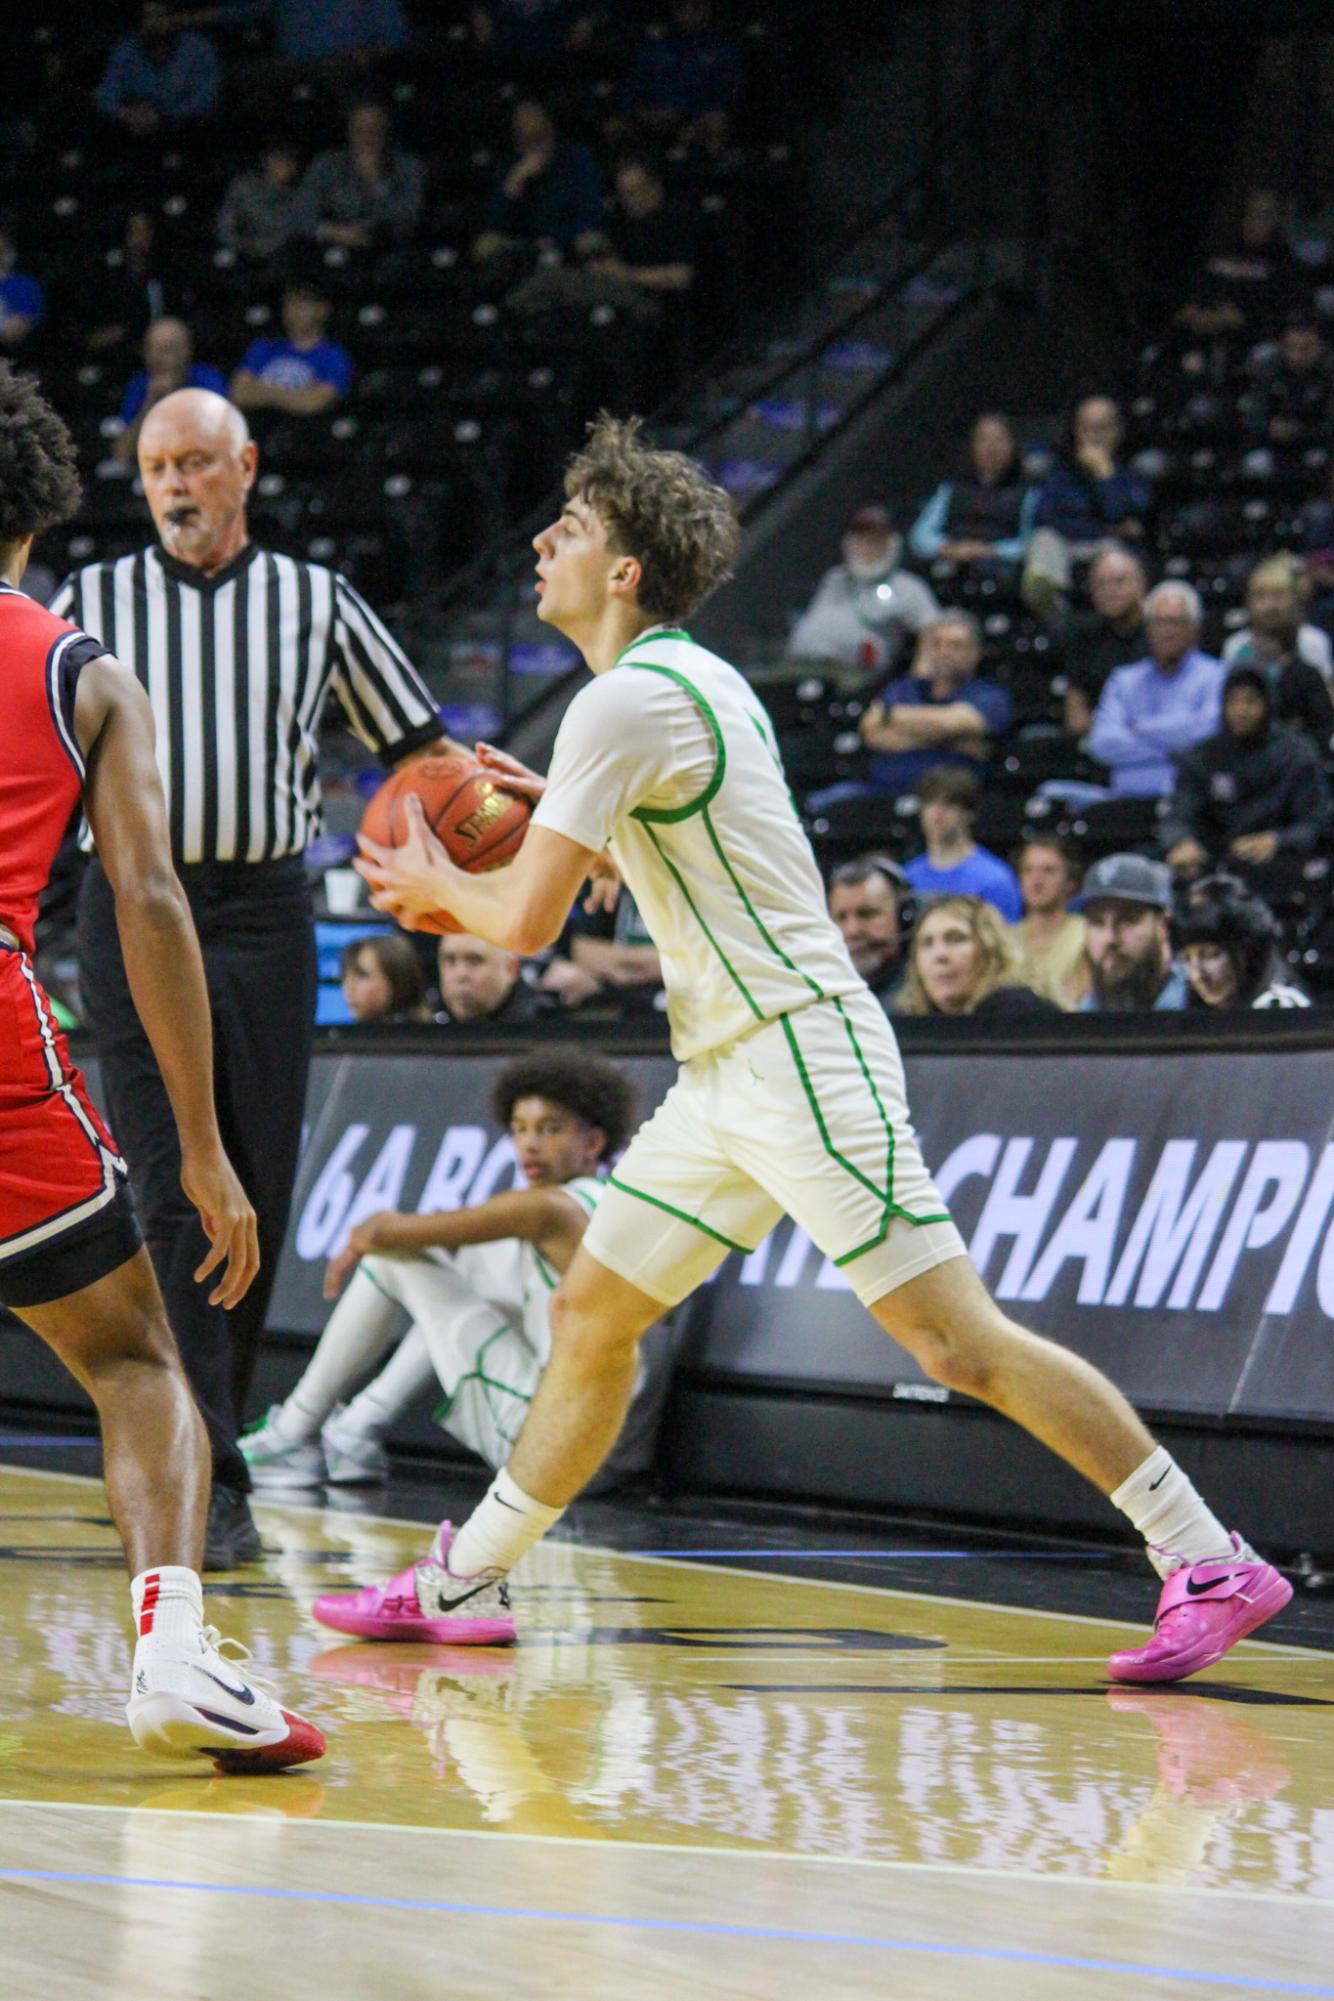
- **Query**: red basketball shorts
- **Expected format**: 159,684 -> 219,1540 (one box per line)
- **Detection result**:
0,944 -> 141,1308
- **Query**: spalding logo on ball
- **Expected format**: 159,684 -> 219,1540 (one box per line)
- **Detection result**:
359,751 -> 531,934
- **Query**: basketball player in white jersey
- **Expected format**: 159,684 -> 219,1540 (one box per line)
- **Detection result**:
357,416 -> 1290,1684
243,1053 -> 638,1645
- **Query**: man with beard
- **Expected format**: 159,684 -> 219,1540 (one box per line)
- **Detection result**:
1075,854 -> 1188,1012
789,504 -> 939,674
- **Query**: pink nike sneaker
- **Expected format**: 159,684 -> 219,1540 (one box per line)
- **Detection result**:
1107,1534 -> 1293,1685
313,1526 -> 516,1646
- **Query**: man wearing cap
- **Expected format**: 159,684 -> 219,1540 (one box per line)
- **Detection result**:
1076,854 -> 1189,1011
789,504 -> 939,673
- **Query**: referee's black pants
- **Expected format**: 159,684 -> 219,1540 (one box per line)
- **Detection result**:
77,857 -> 317,1493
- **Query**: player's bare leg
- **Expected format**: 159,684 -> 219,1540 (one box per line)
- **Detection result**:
410,1249 -> 661,1631
15,1247 -> 208,1572
869,1253 -> 1156,1494
869,1253 -> 1291,1678
505,1249 -> 658,1507
15,1246 -> 324,1770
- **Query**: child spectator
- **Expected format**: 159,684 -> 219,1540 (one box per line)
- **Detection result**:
231,279 -> 352,418
903,767 -> 1023,923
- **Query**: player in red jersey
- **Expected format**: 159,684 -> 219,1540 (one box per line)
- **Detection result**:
0,364 -> 323,1771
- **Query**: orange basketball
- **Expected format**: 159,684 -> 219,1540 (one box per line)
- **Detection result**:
359,751 -> 531,935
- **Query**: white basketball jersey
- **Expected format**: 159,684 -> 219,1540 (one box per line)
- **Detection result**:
532,627 -> 863,1061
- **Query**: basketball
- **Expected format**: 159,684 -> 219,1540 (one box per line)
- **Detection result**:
359,751 -> 531,934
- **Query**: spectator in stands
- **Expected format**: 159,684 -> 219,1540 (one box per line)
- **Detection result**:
1174,873 -> 1309,1011
1175,187 -> 1300,351
1245,312 -> 1333,450
896,894 -> 1058,1020
434,933 -> 553,1027
0,223 -> 45,353
594,153 -> 697,302
1009,836 -> 1090,1009
114,317 -> 227,467
475,98 -> 605,261
339,934 -> 429,1023
789,504 -> 939,673
231,279 -> 352,418
1088,581 -> 1224,796
1222,556 -> 1334,744
94,3 -> 222,137
545,887 -> 664,1014
1024,396 -> 1149,613
620,0 -> 746,140
835,612 -> 1010,806
1056,543 -> 1148,736
87,211 -> 168,360
1162,664 -> 1331,889
904,767 -> 1023,923
296,100 -> 425,253
827,856 -> 913,1012
1074,854 -> 1188,1012
908,411 -> 1036,583
216,142 -> 305,266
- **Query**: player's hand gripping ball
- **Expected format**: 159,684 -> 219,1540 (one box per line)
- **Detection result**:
358,751 -> 531,933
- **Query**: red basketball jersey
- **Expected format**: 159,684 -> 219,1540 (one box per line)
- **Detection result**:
0,582 -> 107,952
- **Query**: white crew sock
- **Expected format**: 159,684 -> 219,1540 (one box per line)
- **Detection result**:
446,1467 -> 564,1579
1110,1448 -> 1239,1579
281,1265 -> 405,1438
337,1325 -> 436,1438
130,1566 -> 204,1650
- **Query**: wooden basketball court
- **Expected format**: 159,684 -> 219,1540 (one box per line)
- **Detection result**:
2,1460 -> 1332,2000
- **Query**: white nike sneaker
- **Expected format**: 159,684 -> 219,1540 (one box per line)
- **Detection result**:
413,1522 -> 517,1644
321,1406 -> 390,1485
240,1407 -> 325,1488
127,1626 -> 326,1772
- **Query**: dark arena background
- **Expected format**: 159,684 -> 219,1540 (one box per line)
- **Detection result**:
2,4 -> 1334,1996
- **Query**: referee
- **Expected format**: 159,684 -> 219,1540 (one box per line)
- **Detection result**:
53,387 -> 446,1567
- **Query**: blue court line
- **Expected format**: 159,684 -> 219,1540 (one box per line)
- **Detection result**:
624,1549 -> 1109,1560
0,1869 -> 1328,1993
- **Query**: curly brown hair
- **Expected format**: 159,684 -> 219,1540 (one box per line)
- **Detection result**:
564,413 -> 740,622
0,363 -> 82,548
492,1049 -> 637,1162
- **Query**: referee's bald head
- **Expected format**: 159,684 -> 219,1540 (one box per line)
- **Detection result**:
140,388 -> 251,461
138,389 -> 257,574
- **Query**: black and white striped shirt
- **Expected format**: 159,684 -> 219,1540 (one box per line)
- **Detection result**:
50,544 -> 440,864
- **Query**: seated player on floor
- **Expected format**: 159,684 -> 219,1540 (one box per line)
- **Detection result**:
247,1053 -> 670,1639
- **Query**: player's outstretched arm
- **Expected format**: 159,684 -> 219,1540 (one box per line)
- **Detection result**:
324,1187 -> 590,1297
357,795 -> 598,956
75,656 -> 259,1309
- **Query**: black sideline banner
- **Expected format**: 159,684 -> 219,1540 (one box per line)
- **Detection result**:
268,1042 -> 1334,1425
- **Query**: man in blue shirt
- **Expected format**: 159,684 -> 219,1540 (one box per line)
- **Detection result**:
904,766 -> 1023,923
0,228 -> 44,353
230,281 -> 352,419
95,4 -> 222,135
116,318 -> 228,465
861,610 -> 1011,794
1074,854 -> 1189,1012
1089,582 -> 1225,797
476,99 -> 605,260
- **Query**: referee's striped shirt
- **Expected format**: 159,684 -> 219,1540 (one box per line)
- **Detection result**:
50,544 -> 440,864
